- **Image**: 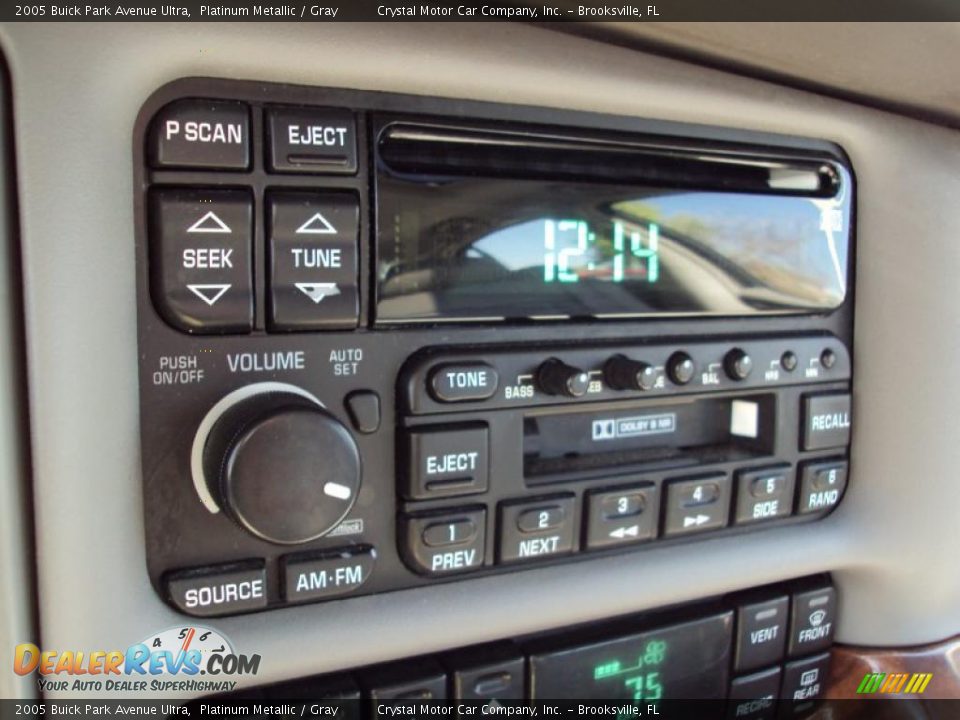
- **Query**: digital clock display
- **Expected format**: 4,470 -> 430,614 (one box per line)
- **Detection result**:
375,175 -> 851,323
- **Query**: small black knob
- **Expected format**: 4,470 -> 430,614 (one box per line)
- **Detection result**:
820,348 -> 837,369
604,355 -> 657,391
202,391 -> 361,545
724,348 -> 753,381
537,358 -> 591,398
667,352 -> 696,386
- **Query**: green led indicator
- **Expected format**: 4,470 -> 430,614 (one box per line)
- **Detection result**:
594,661 -> 622,680
591,639 -> 669,700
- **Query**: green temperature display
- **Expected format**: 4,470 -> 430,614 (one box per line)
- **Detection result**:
542,219 -> 660,285
592,639 -> 668,700
529,614 -> 732,700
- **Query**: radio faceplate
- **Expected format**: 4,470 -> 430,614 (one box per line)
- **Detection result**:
134,79 -> 855,617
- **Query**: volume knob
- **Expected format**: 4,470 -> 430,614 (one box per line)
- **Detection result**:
536,358 -> 591,398
198,386 -> 361,545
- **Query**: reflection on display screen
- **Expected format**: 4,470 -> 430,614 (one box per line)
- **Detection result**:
376,175 -> 851,323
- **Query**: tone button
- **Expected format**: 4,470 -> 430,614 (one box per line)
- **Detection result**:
429,363 -> 499,403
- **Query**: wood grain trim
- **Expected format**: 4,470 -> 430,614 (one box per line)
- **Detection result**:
828,638 -> 960,699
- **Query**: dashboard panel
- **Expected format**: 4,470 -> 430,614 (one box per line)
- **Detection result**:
2,20 -> 960,705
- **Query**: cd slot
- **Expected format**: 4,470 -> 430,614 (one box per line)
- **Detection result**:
523,394 -> 775,483
378,122 -> 839,197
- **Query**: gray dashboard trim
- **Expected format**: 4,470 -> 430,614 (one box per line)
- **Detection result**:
0,22 -> 958,698
0,54 -> 36,700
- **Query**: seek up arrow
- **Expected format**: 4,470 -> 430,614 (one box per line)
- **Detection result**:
683,514 -> 711,528
295,282 -> 340,304
187,211 -> 231,234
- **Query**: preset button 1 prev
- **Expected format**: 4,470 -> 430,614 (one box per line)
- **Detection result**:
403,425 -> 489,500
401,507 -> 486,576
166,562 -> 266,617
283,547 -> 375,604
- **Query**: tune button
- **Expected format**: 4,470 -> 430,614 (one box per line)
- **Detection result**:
536,359 -> 590,398
667,352 -> 695,385
604,355 -> 657,391
724,348 -> 753,381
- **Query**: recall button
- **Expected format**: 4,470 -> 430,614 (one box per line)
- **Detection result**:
282,547 -> 375,604
267,106 -> 357,174
166,561 -> 266,617
149,99 -> 250,170
802,393 -> 852,450
429,363 -> 499,403
403,425 -> 489,500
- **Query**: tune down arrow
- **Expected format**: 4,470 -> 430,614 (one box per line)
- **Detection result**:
609,525 -> 640,539
294,282 -> 340,304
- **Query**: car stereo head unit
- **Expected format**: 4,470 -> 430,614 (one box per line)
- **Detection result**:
134,78 -> 854,618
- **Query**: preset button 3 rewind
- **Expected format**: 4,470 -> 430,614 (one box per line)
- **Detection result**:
149,188 -> 253,333
268,192 -> 359,331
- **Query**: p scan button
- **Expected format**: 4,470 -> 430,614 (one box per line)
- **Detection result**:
165,561 -> 266,617
149,99 -> 250,170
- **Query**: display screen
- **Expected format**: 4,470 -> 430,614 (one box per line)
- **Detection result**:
375,167 -> 851,323
529,613 -> 731,699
